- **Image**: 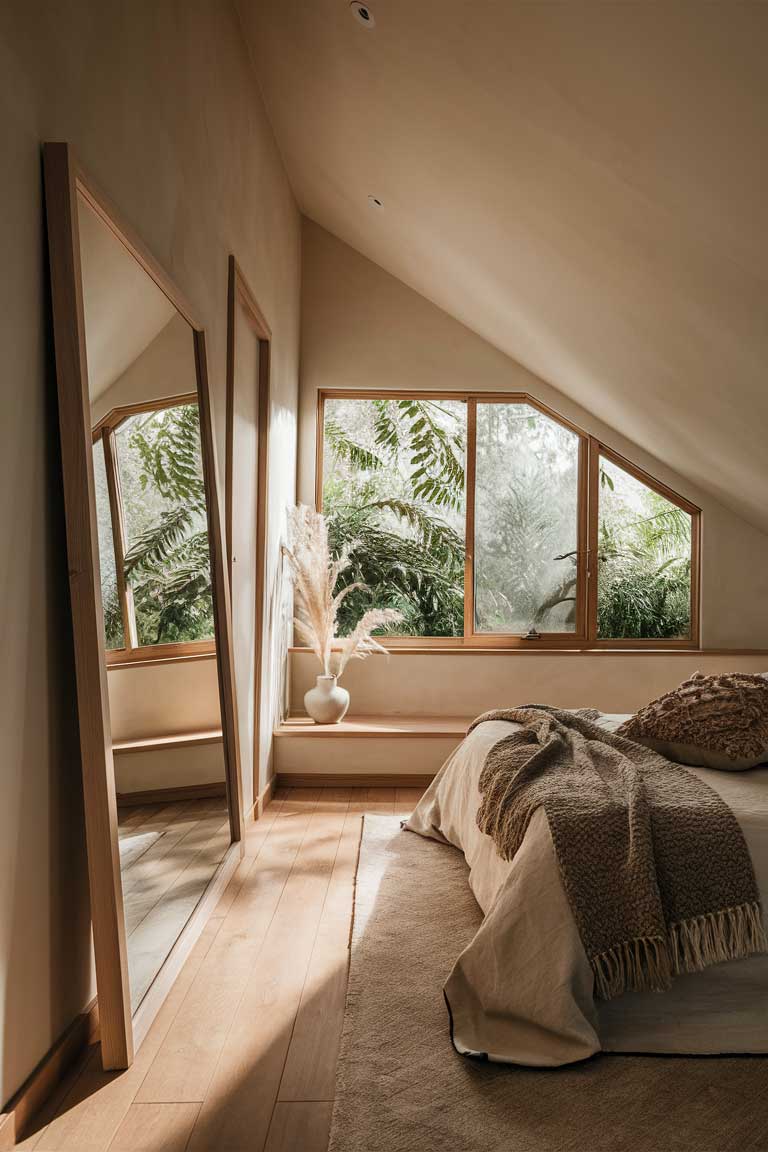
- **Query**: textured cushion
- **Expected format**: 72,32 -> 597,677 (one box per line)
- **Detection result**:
618,672 -> 768,771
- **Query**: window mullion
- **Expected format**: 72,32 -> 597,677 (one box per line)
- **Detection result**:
573,433 -> 589,641
463,397 -> 477,639
586,437 -> 600,642
102,427 -> 139,650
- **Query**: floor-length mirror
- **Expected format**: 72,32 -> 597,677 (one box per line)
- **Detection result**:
44,143 -> 241,1067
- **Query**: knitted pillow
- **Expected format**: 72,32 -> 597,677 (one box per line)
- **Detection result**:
617,672 -> 768,771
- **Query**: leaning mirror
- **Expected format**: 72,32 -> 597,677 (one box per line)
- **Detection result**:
44,143 -> 242,1069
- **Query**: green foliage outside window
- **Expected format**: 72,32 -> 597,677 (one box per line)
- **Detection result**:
323,397 -> 466,637
596,458 -> 692,639
322,397 -> 694,642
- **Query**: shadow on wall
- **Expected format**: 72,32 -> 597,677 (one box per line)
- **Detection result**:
2,232 -> 93,1106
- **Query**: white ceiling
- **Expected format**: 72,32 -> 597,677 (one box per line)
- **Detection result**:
239,0 -> 768,531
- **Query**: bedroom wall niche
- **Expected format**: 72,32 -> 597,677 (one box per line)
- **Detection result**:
43,143 -> 242,1069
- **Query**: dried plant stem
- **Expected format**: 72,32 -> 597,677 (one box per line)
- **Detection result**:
282,504 -> 402,681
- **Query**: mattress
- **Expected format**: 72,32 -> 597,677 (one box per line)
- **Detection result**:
405,714 -> 768,1065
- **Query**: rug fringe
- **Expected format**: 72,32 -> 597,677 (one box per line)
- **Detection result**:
592,903 -> 767,1000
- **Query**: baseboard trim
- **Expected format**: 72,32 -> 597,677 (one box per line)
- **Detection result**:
0,998 -> 98,1148
242,776 -> 277,826
116,781 -> 227,806
257,775 -> 276,817
276,772 -> 435,789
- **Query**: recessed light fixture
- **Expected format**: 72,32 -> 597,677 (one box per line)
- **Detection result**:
368,195 -> 383,209
350,2 -> 375,28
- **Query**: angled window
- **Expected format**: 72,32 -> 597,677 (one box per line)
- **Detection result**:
593,450 -> 697,643
317,392 -> 700,649
92,396 -> 215,663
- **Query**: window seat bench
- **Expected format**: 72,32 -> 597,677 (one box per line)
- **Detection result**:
273,715 -> 469,787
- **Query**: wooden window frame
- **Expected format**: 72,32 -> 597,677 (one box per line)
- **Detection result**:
587,439 -> 701,649
92,392 -> 217,667
315,389 -> 701,651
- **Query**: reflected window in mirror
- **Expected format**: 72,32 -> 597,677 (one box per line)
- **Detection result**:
92,396 -> 216,662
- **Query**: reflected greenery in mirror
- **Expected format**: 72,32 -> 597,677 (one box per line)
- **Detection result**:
92,437 -> 125,649
93,401 -> 214,650
117,402 -> 213,645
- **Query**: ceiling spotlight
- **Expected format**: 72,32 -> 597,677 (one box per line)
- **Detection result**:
368,195 -> 383,209
350,2 -> 375,28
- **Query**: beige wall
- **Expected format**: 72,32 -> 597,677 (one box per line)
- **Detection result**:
113,742 -> 225,797
0,0 -> 300,1104
299,220 -> 768,650
90,312 -> 194,425
291,650 -> 768,719
107,657 -> 221,745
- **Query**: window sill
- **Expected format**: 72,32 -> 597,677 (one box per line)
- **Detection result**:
288,645 -> 768,657
106,643 -> 216,670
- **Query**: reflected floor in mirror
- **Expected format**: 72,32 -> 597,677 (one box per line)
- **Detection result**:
117,798 -> 230,1011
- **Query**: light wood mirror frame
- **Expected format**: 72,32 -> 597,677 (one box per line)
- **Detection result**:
225,256 -> 271,815
43,142 -> 243,1069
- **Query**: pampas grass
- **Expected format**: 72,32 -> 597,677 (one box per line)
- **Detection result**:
282,504 -> 402,679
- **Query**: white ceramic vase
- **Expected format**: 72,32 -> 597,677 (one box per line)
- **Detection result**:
304,674 -> 350,724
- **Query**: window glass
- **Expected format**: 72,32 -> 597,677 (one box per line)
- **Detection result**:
322,397 -> 466,637
92,437 -> 125,650
474,403 -> 580,634
114,403 -> 214,646
597,455 -> 692,640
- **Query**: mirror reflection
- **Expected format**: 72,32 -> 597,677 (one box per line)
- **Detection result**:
78,192 -> 230,1012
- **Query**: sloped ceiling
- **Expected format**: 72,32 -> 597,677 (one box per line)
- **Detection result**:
78,195 -> 176,401
238,0 -> 768,531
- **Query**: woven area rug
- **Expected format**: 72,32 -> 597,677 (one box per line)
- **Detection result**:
329,815 -> 768,1152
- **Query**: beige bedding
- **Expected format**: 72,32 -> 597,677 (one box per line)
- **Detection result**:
405,715 -> 768,1066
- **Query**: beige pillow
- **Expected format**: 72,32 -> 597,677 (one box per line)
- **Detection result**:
617,672 -> 768,772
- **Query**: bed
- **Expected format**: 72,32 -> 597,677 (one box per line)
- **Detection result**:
405,713 -> 768,1066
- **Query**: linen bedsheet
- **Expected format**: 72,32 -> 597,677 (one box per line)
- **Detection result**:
405,715 -> 768,1066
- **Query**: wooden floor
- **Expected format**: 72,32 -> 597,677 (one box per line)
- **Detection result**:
19,786 -> 422,1152
118,797 -> 231,1011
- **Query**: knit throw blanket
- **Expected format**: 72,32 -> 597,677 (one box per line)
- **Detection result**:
470,706 -> 766,1000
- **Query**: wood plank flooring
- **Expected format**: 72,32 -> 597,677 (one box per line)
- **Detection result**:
18,787 -> 423,1152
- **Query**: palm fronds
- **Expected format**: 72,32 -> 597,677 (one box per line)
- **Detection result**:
327,498 -> 464,636
118,402 -> 213,645
325,418 -> 384,473
371,398 -> 465,512
131,404 -> 205,504
123,503 -> 203,576
323,397 -> 467,636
